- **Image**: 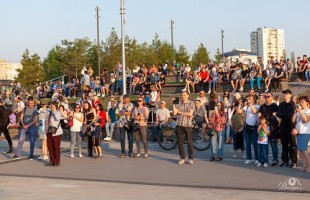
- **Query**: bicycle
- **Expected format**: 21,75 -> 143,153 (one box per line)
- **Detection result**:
157,120 -> 211,151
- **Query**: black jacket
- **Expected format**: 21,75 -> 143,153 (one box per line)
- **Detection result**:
277,100 -> 295,130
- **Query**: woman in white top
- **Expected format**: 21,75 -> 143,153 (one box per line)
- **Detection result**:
69,104 -> 84,158
292,96 -> 310,172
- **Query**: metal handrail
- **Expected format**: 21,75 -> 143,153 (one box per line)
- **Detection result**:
44,75 -> 68,84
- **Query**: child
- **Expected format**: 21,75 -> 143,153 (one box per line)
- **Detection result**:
91,118 -> 103,159
257,115 -> 270,168
38,104 -> 49,160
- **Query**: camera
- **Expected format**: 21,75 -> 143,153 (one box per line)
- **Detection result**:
172,97 -> 180,105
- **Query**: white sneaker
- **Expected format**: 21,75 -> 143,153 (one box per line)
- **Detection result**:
43,156 -> 48,160
256,163 -> 262,167
79,154 -> 83,158
188,159 -> 194,165
239,87 -> 243,92
104,137 -> 111,141
244,160 -> 252,164
178,159 -> 185,165
265,88 -> 268,92
263,163 -> 268,168
70,154 -> 74,158
255,160 -> 259,165
207,90 -> 211,94
37,155 -> 43,160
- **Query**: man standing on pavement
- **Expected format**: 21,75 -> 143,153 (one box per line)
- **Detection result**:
0,98 -> 13,153
277,89 -> 297,168
258,92 -> 279,166
172,91 -> 195,165
12,96 -> 38,160
116,94 -> 134,158
243,95 -> 260,165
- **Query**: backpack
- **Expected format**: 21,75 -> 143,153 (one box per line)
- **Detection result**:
0,106 -> 10,126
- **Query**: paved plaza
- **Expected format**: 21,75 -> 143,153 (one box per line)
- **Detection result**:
0,140 -> 309,199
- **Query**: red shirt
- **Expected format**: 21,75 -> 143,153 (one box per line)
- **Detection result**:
200,71 -> 209,81
92,100 -> 101,108
97,110 -> 106,128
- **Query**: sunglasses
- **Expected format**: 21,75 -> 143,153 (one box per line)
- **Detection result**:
264,96 -> 271,98
75,107 -> 80,109
137,100 -> 143,102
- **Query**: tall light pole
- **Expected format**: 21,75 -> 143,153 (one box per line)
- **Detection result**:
96,6 -> 101,77
120,0 -> 126,95
221,29 -> 224,62
170,20 -> 174,63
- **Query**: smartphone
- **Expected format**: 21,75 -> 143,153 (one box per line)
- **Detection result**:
214,106 -> 218,111
172,97 -> 180,105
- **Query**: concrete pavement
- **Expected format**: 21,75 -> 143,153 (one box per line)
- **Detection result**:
0,139 -> 309,199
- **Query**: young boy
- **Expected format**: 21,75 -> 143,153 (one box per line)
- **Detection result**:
257,115 -> 270,168
91,118 -> 103,159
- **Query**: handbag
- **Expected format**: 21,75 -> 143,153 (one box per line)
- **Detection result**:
131,122 -> 140,132
47,126 -> 58,134
19,107 -> 27,127
207,128 -> 216,137
123,120 -> 131,131
67,117 -> 74,127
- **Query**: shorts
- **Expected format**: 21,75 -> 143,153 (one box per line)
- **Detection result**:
38,125 -> 47,140
93,138 -> 101,146
297,134 -> 310,151
104,84 -> 110,89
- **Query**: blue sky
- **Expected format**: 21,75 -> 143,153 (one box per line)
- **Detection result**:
1,0 -> 310,63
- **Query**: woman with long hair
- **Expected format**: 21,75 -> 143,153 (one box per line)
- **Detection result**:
83,101 -> 97,157
46,101 -> 64,166
132,97 -> 149,158
70,104 -> 84,158
95,103 -> 106,139
292,96 -> 310,172
209,102 -> 227,161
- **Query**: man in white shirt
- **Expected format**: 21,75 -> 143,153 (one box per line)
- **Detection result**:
243,95 -> 260,165
152,101 -> 170,142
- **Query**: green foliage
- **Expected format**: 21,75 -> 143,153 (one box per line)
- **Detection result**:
18,28 -> 214,88
291,51 -> 295,68
191,43 -> 210,68
213,48 -> 222,64
16,49 -> 45,90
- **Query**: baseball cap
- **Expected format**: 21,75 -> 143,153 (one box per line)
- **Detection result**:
161,101 -> 166,105
282,89 -> 292,94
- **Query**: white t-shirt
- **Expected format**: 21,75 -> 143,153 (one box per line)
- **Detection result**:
243,105 -> 260,126
17,101 -> 25,112
150,91 -> 159,102
70,112 -> 83,132
156,107 -> 170,122
296,109 -> 310,134
257,125 -> 270,144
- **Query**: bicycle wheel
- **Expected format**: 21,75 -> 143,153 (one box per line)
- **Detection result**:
158,128 -> 178,150
192,128 -> 211,151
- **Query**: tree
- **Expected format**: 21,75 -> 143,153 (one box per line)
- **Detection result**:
176,45 -> 190,65
16,49 -> 45,90
291,51 -> 295,68
191,43 -> 210,68
102,28 -> 121,71
42,45 -> 63,81
213,48 -> 222,64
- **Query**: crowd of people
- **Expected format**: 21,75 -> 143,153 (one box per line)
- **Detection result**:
0,57 -> 309,172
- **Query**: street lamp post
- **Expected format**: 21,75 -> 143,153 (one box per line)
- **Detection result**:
96,6 -> 101,77
120,0 -> 126,95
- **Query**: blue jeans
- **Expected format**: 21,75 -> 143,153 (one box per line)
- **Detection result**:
250,77 -> 262,89
211,129 -> 225,158
208,79 -> 217,91
305,71 -> 310,80
269,138 -> 279,162
257,144 -> 268,164
243,126 -> 258,160
15,126 -> 37,157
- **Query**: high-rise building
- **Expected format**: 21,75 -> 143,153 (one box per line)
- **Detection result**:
251,27 -> 285,67
0,60 -> 22,80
